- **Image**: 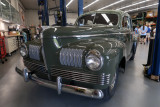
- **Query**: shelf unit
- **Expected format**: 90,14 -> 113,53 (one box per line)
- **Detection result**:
4,36 -> 18,55
145,16 -> 157,27
132,12 -> 146,28
0,0 -> 21,24
132,12 -> 157,29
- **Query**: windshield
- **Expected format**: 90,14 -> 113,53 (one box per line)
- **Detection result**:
76,13 -> 119,26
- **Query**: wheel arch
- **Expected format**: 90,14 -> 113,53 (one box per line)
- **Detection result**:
119,56 -> 126,72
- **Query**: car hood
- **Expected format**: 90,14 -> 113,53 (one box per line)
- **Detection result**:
41,26 -> 126,68
43,26 -> 121,37
43,26 -> 125,47
42,26 -> 126,58
62,38 -> 125,56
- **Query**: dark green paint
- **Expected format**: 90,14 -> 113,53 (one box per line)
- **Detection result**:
23,10 -> 136,90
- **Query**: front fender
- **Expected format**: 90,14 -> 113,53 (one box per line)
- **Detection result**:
64,39 -> 124,85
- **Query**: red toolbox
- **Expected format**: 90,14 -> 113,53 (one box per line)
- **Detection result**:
0,34 -> 7,64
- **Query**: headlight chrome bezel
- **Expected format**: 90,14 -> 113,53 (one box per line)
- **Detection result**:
85,49 -> 104,71
20,44 -> 28,57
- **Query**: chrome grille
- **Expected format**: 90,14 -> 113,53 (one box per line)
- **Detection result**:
29,45 -> 41,61
60,48 -> 84,68
24,60 -> 46,73
51,67 -> 110,85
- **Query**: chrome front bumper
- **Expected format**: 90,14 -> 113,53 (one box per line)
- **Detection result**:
15,67 -> 104,99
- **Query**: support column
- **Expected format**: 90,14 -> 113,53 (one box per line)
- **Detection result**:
60,0 -> 66,26
38,0 -> 45,25
78,0 -> 83,16
148,0 -> 160,80
44,0 -> 49,25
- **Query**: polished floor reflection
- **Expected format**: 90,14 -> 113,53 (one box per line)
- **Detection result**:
0,43 -> 160,107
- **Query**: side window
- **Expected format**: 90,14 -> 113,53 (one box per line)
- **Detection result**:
122,16 -> 130,29
130,18 -> 133,31
78,14 -> 95,26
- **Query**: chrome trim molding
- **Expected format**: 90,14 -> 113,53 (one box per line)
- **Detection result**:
58,33 -> 130,38
20,44 -> 28,57
23,68 -> 29,82
50,67 -> 110,85
15,67 -> 104,99
41,47 -> 48,70
106,74 -> 111,84
57,76 -> 62,95
41,32 -> 48,70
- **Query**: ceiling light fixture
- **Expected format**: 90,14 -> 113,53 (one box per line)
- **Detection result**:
66,0 -> 74,8
116,0 -> 150,10
101,14 -> 113,26
0,1 -> 6,6
98,0 -> 125,11
126,3 -> 158,12
83,0 -> 99,9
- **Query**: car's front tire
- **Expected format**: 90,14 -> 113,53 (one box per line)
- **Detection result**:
103,68 -> 119,100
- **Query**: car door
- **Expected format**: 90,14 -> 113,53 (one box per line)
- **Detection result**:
122,16 -> 133,59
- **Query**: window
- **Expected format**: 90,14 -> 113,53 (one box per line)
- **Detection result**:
77,13 -> 118,26
94,13 -> 118,26
78,14 -> 95,26
122,16 -> 130,29
130,19 -> 133,31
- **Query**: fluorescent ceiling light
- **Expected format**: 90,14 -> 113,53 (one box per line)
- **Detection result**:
83,0 -> 99,9
116,0 -> 150,10
126,3 -> 158,12
101,14 -> 113,26
0,1 -> 6,6
102,14 -> 110,23
66,0 -> 74,8
98,0 -> 125,11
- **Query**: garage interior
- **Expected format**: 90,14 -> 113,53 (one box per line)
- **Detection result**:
0,0 -> 160,107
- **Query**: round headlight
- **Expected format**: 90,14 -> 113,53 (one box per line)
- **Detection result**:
20,44 -> 28,57
85,50 -> 103,71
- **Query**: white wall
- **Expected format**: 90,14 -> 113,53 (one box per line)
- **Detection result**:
0,21 -> 9,31
25,10 -> 78,27
25,10 -> 40,26
49,13 -> 78,25
67,13 -> 78,25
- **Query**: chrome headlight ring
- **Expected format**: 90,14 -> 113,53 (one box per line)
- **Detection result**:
20,44 -> 28,57
85,49 -> 104,71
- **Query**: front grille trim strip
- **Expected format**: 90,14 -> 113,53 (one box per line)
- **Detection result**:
24,60 -> 46,73
24,60 -> 110,86
51,67 -> 109,85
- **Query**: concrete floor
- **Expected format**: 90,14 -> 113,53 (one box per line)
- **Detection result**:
0,43 -> 160,107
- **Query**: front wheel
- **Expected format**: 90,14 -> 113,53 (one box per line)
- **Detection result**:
103,68 -> 119,100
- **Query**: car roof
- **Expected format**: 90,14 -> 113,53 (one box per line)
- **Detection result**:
82,10 -> 130,17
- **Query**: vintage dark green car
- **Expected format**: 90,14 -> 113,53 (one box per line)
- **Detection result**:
16,10 -> 137,99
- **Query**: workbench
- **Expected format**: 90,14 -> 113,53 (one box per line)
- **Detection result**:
4,35 -> 23,55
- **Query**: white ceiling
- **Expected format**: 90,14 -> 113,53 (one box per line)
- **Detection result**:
20,0 -> 159,13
